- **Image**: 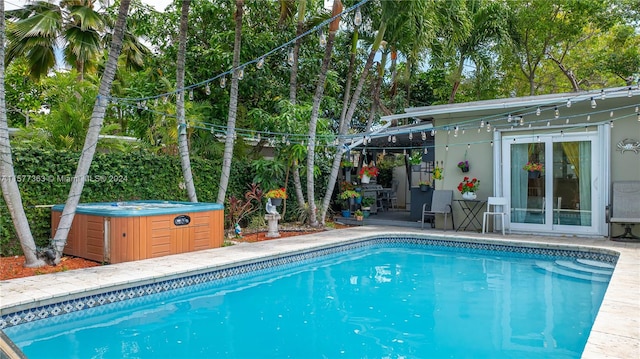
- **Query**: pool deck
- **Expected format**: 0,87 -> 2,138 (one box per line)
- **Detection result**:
1,226 -> 638,358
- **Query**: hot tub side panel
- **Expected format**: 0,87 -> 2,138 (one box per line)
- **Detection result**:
51,211 -> 106,262
108,210 -> 224,264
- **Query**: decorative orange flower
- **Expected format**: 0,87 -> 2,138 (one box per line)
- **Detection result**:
265,188 -> 287,199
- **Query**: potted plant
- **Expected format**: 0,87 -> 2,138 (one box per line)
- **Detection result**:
457,160 -> 470,173
354,209 -> 364,221
409,151 -> 422,171
523,162 -> 544,178
340,159 -> 354,169
265,188 -> 287,206
457,176 -> 480,200
418,180 -> 431,192
358,165 -> 379,184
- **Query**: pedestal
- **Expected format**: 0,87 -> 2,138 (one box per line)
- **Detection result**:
265,213 -> 281,238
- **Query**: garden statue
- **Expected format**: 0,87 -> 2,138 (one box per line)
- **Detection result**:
265,198 -> 281,238
265,198 -> 278,214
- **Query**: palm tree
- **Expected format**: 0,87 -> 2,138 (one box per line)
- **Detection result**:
51,0 -> 132,264
217,0 -> 245,204
176,0 -> 197,202
0,0 -> 46,268
305,0 -> 343,227
6,0 -> 104,81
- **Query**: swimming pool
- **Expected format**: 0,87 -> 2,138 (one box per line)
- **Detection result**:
1,236 -> 616,358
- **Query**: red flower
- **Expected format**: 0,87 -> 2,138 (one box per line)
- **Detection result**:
458,177 -> 480,194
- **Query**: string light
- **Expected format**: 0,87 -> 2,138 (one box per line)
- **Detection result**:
566,99 -> 572,108
610,111 -> 614,117
287,47 -> 295,65
445,145 -> 449,151
590,97 -> 597,108
486,122 -> 491,132
431,129 -> 435,136
601,89 -> 606,100
587,115 -> 591,121
453,126 -> 459,137
189,90 -> 194,101
392,135 -> 397,143
519,116 -> 524,126
205,83 -> 211,95
237,67 -> 244,80
220,76 -> 226,88
424,147 -> 428,154
480,120 -> 485,128
566,118 -> 569,124
354,7 -> 362,26
554,107 -> 559,118
507,113 -> 512,122
408,131 -> 413,140
560,130 -> 564,137
256,57 -> 264,69
319,29 -> 327,47
628,87 -> 633,97
610,120 -> 614,128
421,131 -> 426,140
536,107 -> 541,116
467,144 -> 470,149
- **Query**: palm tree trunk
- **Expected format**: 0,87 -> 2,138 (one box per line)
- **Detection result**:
51,0 -> 131,264
448,56 -> 465,103
289,0 -> 306,105
306,0 -> 343,227
176,0 -> 197,202
0,0 -> 45,268
319,23 -> 387,223
217,0 -> 244,204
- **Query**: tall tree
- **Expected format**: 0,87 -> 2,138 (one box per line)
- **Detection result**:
51,0 -> 132,264
217,0 -> 244,204
176,0 -> 197,202
5,0 -> 104,81
306,0 -> 343,227
0,0 -> 46,268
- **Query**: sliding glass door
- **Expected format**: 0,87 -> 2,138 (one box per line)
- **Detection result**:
503,132 -> 598,234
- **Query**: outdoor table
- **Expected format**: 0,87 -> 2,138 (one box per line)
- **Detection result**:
455,199 -> 487,231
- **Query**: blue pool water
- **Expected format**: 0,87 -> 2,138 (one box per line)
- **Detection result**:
4,242 -> 613,358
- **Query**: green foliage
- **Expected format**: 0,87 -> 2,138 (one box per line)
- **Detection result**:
0,147 -> 253,256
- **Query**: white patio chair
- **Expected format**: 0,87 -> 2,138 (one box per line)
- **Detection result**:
482,197 -> 509,235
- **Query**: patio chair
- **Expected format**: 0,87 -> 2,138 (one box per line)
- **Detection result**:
421,190 -> 454,230
606,181 -> 640,241
482,197 -> 509,235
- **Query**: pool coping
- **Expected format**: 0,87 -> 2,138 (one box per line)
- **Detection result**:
1,226 -> 638,358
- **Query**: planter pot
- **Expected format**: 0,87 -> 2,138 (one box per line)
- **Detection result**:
355,196 -> 362,204
460,166 -> 469,173
462,192 -> 477,200
420,185 -> 431,192
341,209 -> 351,218
361,174 -> 370,184
356,215 -> 364,221
362,210 -> 370,218
411,164 -> 421,171
270,198 -> 283,206
528,170 -> 541,179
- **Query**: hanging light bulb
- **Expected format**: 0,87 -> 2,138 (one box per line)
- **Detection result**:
319,29 -> 327,47
257,133 -> 261,141
566,118 -> 570,124
600,89 -> 606,100
382,148 -> 386,155
478,128 -> 481,133
431,129 -> 435,136
237,67 -> 244,80
189,90 -> 194,101
467,144 -> 471,149
480,120 -> 485,128
560,130 -> 564,137
536,107 -> 541,116
590,97 -> 596,108
609,110 -> 614,118
635,106 -> 639,113
519,116 -> 524,126
609,120 -> 614,128
210,127 -> 215,134
566,99 -> 572,108
424,147 -> 428,154
637,113 -> 640,121
354,7 -> 362,26
554,107 -> 559,118
507,114 -> 512,123
392,135 -> 397,143
537,135 -> 541,142
547,121 -> 551,127
256,57 -> 264,69
486,122 -> 491,132
445,145 -> 449,151
287,47 -> 295,66
627,87 -> 633,97
220,76 -> 226,88
388,135 -> 392,142
205,83 -> 211,95
421,131 -> 426,141
453,126 -> 459,137
403,148 -> 406,155
408,131 -> 413,140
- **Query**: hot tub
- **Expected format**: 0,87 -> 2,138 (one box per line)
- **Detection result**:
51,201 -> 224,264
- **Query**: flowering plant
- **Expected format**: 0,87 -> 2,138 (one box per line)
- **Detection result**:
457,176 -> 480,194
339,190 -> 361,200
265,188 -> 287,199
433,165 -> 443,180
457,161 -> 469,170
522,162 -> 544,172
359,165 -> 379,178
